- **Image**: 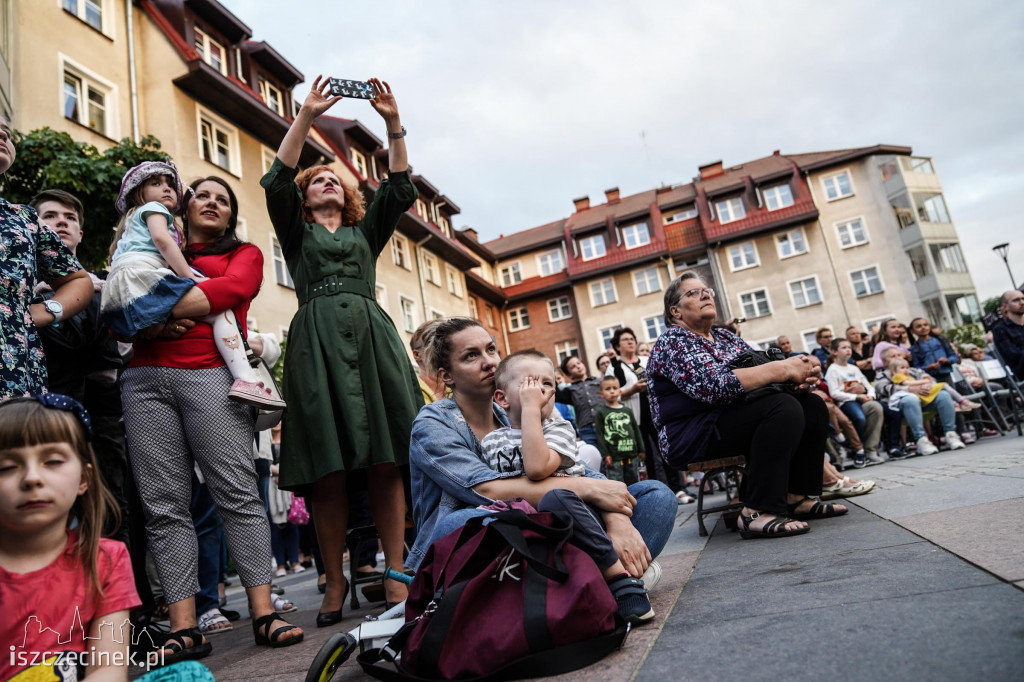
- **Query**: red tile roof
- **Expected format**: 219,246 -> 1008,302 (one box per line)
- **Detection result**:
484,218 -> 567,258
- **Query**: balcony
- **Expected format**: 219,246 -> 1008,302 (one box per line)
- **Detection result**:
664,218 -> 705,255
504,271 -> 571,301
567,238 -> 667,277
914,271 -> 975,299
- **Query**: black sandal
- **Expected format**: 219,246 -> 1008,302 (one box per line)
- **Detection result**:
786,496 -> 848,520
253,611 -> 304,648
151,627 -> 212,666
737,511 -> 810,539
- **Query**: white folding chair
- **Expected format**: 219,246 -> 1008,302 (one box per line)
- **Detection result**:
979,354 -> 1024,436
950,364 -> 1006,436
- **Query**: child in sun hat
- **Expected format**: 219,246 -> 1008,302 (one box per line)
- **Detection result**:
101,160 -> 282,409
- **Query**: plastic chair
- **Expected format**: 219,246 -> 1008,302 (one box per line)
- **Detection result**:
978,352 -> 1024,436
950,364 -> 1006,436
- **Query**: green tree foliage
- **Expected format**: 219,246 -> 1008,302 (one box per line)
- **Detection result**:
982,296 -> 1001,315
0,128 -> 168,270
944,323 -> 985,352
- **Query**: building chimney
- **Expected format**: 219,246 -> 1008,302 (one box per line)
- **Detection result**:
604,187 -> 620,204
460,227 -> 479,242
697,160 -> 724,180
573,195 -> 590,212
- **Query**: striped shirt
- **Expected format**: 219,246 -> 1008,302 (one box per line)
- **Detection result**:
480,416 -> 585,478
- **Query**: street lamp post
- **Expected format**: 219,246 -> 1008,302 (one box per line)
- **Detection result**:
993,243 -> 1017,288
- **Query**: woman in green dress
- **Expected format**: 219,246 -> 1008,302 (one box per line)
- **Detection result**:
261,76 -> 421,624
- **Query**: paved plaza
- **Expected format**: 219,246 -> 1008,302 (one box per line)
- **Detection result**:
188,434 -> 1024,681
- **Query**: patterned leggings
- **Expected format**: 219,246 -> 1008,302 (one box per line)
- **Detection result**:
121,365 -> 272,604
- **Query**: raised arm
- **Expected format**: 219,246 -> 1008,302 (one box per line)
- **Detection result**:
519,377 -> 562,480
147,213 -> 200,281
368,78 -> 406,172
277,75 -> 342,169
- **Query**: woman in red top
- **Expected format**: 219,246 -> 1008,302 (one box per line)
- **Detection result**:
120,176 -> 302,663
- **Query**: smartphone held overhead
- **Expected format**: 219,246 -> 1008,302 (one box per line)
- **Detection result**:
329,78 -> 375,99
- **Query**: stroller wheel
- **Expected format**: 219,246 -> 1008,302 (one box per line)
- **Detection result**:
305,632 -> 358,682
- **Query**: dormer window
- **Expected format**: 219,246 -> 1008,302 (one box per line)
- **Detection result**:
663,205 -> 698,224
258,79 -> 283,116
350,148 -> 368,178
762,184 -> 794,211
415,199 -> 428,221
437,215 -> 451,238
621,222 -> 651,249
715,196 -> 746,224
194,27 -> 228,76
579,234 -> 606,261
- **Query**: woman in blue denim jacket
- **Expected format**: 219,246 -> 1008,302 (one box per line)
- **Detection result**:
909,317 -> 959,381
407,317 -> 676,576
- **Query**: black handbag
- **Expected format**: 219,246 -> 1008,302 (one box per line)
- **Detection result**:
727,347 -> 794,402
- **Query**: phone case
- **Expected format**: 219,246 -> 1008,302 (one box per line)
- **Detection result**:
328,78 -> 375,100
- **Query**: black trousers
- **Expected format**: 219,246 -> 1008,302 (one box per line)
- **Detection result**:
703,391 -> 827,515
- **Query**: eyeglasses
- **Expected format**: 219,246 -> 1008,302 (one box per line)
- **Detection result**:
682,287 -> 715,300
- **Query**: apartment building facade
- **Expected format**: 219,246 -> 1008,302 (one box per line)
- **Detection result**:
2,0 -> 479,352
482,145 -> 980,366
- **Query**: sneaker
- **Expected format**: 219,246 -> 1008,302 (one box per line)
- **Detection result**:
865,452 -> 885,466
852,451 -> 867,469
888,447 -> 913,460
960,431 -> 977,444
228,379 -> 286,409
609,575 -> 654,624
916,436 -> 939,456
945,431 -> 966,450
641,560 -> 662,592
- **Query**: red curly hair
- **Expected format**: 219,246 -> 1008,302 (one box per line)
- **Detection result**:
295,165 -> 366,226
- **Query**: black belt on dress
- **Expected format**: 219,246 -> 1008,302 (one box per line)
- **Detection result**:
298,275 -> 373,305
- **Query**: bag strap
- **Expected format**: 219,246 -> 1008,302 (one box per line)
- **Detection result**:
357,621 -> 630,682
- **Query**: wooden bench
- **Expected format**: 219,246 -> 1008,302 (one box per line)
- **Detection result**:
686,456 -> 746,537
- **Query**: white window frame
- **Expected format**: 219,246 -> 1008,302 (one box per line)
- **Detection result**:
579,234 -> 607,261
399,295 -> 417,333
375,283 -> 388,312
554,341 -> 579,366
193,26 -> 228,76
597,324 -> 623,352
261,146 -> 277,175
862,316 -> 893,337
269,235 -> 294,289
414,198 -> 429,220
737,287 -> 772,319
350,148 -> 369,178
445,264 -> 463,297
589,278 -> 618,307
391,234 -> 411,270
197,106 -> 241,176
234,216 -> 248,242
800,329 -> 821,353
468,296 -> 478,320
849,265 -> 884,298
507,306 -> 531,332
547,296 -> 572,322
59,54 -> 119,139
835,217 -> 869,249
621,222 -> 651,249
429,307 -> 445,320
786,275 -> 823,309
484,305 -> 494,327
500,262 -> 523,287
423,252 -> 441,286
632,266 -> 662,297
821,169 -> 855,202
762,183 -> 794,211
642,314 -> 667,342
536,249 -> 564,277
775,227 -> 808,260
727,241 -> 760,272
437,215 -> 451,237
62,0 -> 106,33
258,78 -> 284,116
662,205 -> 698,224
715,196 -> 746,224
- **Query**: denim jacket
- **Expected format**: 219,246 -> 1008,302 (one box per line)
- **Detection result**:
408,398 -> 603,569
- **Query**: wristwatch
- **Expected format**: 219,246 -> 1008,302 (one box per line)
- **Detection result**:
44,299 -> 64,327
387,126 -> 407,140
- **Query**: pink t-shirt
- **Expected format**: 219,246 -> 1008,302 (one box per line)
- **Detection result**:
0,535 -> 140,681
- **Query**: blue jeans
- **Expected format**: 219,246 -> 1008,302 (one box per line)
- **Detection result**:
431,480 -> 676,565
898,391 -> 957,440
839,401 -> 868,440
577,424 -> 598,448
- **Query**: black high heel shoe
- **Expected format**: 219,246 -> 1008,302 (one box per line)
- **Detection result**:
316,578 -> 347,627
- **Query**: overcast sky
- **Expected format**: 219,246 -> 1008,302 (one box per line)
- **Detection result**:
222,0 -> 1024,302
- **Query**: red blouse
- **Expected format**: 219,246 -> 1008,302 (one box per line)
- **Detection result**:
129,243 -> 264,369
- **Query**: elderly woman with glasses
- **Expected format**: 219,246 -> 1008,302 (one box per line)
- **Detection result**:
646,272 -> 847,539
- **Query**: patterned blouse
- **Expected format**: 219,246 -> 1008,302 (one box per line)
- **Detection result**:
0,199 -> 82,399
646,325 -> 750,465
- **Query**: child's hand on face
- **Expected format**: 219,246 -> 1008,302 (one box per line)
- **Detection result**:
519,376 -> 553,414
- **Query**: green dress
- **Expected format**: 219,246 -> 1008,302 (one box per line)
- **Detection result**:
261,158 -> 423,491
